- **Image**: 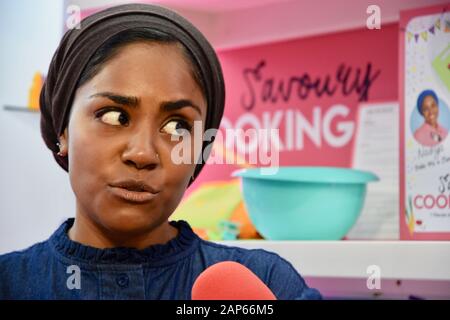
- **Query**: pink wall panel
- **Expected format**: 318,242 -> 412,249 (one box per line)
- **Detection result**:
187,24 -> 398,195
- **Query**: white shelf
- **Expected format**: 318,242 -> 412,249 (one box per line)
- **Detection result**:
217,240 -> 450,281
3,105 -> 39,112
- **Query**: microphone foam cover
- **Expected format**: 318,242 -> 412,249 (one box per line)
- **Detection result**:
192,261 -> 277,300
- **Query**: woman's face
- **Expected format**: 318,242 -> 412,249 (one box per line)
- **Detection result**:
421,95 -> 439,126
61,42 -> 206,235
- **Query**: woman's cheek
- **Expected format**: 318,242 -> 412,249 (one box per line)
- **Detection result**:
162,165 -> 192,214
67,121 -> 104,190
69,141 -> 97,192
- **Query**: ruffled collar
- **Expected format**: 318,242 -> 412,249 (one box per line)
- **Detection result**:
49,218 -> 199,265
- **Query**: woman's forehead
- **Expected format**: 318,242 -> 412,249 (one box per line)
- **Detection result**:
95,42 -> 197,89
423,95 -> 437,104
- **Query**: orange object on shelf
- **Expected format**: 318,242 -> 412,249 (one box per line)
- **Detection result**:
192,228 -> 209,240
28,72 -> 43,110
230,201 -> 263,240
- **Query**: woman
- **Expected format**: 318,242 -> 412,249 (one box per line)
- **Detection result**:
413,89 -> 448,147
0,4 -> 321,299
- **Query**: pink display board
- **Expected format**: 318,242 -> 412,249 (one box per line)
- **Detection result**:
399,4 -> 450,240
188,24 -> 398,195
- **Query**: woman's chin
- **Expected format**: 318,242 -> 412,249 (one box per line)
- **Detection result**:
100,212 -> 159,236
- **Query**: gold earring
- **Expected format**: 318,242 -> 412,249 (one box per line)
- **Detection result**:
56,142 -> 65,157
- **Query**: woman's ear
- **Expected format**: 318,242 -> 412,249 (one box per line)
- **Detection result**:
57,129 -> 69,157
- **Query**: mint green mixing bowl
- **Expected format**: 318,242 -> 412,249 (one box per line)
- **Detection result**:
232,167 -> 379,240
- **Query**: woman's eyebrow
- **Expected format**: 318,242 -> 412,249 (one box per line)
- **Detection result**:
160,99 -> 202,116
89,92 -> 202,115
89,92 -> 139,107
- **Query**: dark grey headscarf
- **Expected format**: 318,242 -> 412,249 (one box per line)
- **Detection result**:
40,3 -> 225,185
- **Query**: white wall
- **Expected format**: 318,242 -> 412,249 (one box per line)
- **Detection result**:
211,0 -> 450,50
68,0 -> 450,50
0,0 -> 74,254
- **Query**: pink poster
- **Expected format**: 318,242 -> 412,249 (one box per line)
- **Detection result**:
400,4 -> 450,240
190,24 -> 398,189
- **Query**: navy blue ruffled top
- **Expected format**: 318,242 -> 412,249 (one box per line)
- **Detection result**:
0,218 -> 321,300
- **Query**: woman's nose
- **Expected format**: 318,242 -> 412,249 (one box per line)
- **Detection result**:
121,127 -> 160,170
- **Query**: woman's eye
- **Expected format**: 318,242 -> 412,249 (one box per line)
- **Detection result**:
96,109 -> 129,126
162,119 -> 192,137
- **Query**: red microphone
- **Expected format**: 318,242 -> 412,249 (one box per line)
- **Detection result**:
191,261 -> 277,300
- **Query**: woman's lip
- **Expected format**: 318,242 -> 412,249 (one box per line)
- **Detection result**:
108,186 -> 159,203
